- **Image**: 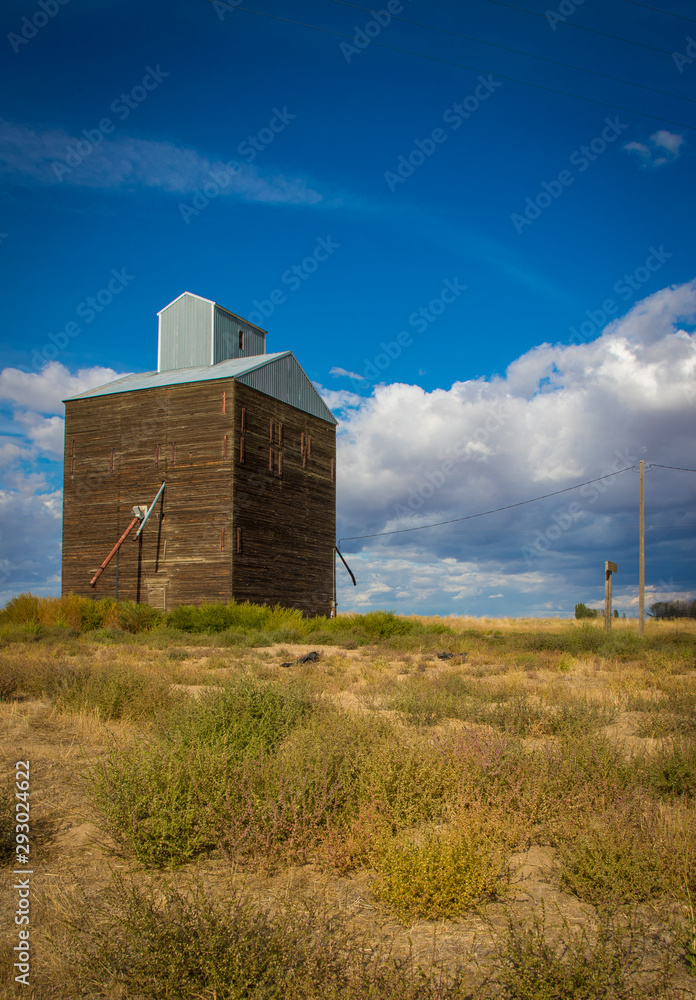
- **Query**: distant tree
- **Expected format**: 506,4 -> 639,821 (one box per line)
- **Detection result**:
575,603 -> 599,619
647,599 -> 696,620
613,609 -> 619,618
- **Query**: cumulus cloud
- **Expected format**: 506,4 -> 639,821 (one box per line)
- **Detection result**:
0,363 -> 131,599
0,362 -> 121,413
0,119 -> 323,206
624,130 -> 684,168
2,288 -> 695,616
0,362 -> 125,461
333,281 -> 696,615
0,470 -> 63,604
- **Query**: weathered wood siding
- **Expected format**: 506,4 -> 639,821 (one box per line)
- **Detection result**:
63,380 -> 236,606
231,382 -> 336,617
62,377 -> 336,616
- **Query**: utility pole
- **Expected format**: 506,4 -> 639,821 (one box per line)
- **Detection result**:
605,561 -> 617,631
639,459 -> 645,634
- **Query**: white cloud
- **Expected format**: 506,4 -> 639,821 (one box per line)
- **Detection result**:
2,286 -> 696,615
0,470 -> 62,604
623,131 -> 684,169
0,362 -> 126,462
0,363 -> 129,601
330,366 -> 364,380
0,119 -> 323,206
0,362 -> 121,413
331,280 -> 696,615
652,130 -> 684,156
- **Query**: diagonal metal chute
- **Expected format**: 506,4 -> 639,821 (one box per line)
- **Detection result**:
89,483 -> 166,589
134,482 -> 166,539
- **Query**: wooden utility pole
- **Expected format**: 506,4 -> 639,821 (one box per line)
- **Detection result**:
639,459 -> 645,634
605,561 -> 618,631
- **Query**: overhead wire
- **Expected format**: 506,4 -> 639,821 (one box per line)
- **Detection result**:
613,0 -> 696,25
338,463 -> 696,546
481,0 -> 676,53
206,1 -> 696,131
320,0 -> 696,106
649,463 -> 696,473
338,467 -> 636,545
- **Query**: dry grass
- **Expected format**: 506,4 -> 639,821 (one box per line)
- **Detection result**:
0,614 -> 695,998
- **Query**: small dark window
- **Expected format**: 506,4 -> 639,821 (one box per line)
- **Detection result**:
268,447 -> 274,472
269,419 -> 274,443
239,329 -> 244,351
330,458 -> 335,481
155,444 -> 160,468
222,391 -> 226,414
277,421 -> 283,446
236,527 -> 242,553
240,407 -> 246,433
278,452 -> 283,477
239,436 -> 245,463
109,449 -> 114,474
170,443 -> 176,466
220,527 -> 225,551
223,434 -> 228,459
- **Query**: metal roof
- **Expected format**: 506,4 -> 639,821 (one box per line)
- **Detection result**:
157,290 -> 268,336
63,352 -> 337,424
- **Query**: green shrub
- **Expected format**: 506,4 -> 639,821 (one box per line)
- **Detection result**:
90,739 -> 220,866
0,593 -> 40,624
117,601 -> 162,633
557,800 -> 684,906
89,677 -> 317,867
65,878 -> 472,1000
372,824 -> 505,922
640,736 -> 696,797
54,664 -> 175,722
496,910 -> 646,1000
81,626 -> 127,644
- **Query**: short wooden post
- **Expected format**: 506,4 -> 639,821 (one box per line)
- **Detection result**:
605,561 -> 617,631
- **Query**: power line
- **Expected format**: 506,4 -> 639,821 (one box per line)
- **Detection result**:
649,463 -> 696,473
321,0 -> 696,107
619,0 -> 696,25
207,1 -> 696,131
481,0 -> 675,54
338,467 -> 636,545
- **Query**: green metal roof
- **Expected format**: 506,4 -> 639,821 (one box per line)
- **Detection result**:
63,351 -> 337,425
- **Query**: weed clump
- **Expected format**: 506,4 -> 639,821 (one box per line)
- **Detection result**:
0,777 -> 15,863
372,824 -> 505,921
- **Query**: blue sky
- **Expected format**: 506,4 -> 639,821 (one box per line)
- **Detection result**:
1,0 -> 694,616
